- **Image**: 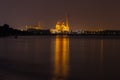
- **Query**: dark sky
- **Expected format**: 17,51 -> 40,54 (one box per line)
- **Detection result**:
0,0 -> 120,30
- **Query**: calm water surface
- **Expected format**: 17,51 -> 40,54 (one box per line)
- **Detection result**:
0,36 -> 120,80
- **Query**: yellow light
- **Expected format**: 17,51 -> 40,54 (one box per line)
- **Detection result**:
55,21 -> 70,33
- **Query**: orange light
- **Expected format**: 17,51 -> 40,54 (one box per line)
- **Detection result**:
53,36 -> 69,79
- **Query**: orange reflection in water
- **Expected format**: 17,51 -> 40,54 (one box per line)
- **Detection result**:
100,40 -> 104,74
53,36 -> 69,80
100,40 -> 103,66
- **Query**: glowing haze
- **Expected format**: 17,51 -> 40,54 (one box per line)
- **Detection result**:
0,0 -> 120,30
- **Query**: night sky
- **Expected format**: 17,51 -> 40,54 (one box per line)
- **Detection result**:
0,0 -> 120,30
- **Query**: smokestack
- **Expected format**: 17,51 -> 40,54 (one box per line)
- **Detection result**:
66,13 -> 69,28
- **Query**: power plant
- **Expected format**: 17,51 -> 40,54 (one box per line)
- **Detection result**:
55,14 -> 70,34
25,14 -> 70,34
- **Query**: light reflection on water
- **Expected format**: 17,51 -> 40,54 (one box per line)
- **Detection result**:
0,36 -> 120,80
99,40 -> 104,78
52,36 -> 69,80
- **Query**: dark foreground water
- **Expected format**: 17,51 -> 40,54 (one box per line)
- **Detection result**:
0,36 -> 120,80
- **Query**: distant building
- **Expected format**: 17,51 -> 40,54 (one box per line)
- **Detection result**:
25,23 -> 43,31
56,21 -> 69,33
55,14 -> 70,34
50,29 -> 56,34
25,25 -> 42,30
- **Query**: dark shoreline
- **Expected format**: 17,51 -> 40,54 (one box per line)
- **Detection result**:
1,24 -> 120,38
